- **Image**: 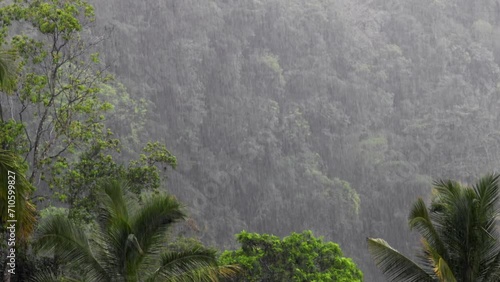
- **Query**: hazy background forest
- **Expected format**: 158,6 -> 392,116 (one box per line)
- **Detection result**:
83,0 -> 500,280
3,0 -> 498,280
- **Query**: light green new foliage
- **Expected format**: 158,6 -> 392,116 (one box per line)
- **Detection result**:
0,0 -> 117,187
0,1 -> 171,221
46,140 -> 177,224
0,149 -> 36,243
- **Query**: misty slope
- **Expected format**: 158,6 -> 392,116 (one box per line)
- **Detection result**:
90,0 -> 500,280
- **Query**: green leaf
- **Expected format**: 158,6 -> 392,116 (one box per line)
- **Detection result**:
367,238 -> 434,282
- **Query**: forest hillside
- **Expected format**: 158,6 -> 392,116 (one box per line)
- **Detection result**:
87,0 -> 500,280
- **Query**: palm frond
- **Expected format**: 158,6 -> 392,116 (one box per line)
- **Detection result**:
33,179 -> 238,282
0,48 -> 17,91
473,174 -> 500,231
367,238 -> 435,282
482,250 -> 500,281
96,178 -> 133,228
93,179 -> 136,276
216,264 -> 241,280
34,215 -> 109,281
28,268 -> 80,282
130,193 -> 185,256
431,180 -> 462,211
98,218 -> 134,277
0,149 -> 36,242
429,179 -> 470,273
471,174 -> 500,279
150,246 -> 236,282
370,175 -> 500,281
409,198 -> 448,263
421,239 -> 456,282
435,258 -> 456,282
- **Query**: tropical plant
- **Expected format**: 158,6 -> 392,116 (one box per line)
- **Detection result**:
367,174 -> 500,282
220,230 -> 363,281
1,149 -> 36,282
0,0 -> 118,186
31,179 -> 238,281
0,49 -> 16,91
0,149 -> 36,242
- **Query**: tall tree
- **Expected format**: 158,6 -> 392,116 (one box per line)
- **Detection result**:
368,174 -> 500,281
0,0 -> 116,185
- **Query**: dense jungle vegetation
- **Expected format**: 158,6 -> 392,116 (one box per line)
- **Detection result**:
2,0 -> 500,281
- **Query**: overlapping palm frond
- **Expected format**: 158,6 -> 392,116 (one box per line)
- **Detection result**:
368,174 -> 500,282
34,214 -> 110,281
31,179 -> 236,282
409,198 -> 448,263
367,238 -> 434,282
149,247 -> 240,282
28,268 -> 79,282
0,149 -> 36,242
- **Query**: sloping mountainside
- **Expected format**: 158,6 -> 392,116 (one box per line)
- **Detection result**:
89,0 -> 500,280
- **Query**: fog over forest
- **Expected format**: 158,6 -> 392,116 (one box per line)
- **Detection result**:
86,0 -> 500,280
95,0 -> 500,280
2,0 -> 500,281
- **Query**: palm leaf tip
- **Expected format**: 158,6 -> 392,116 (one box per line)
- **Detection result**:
0,49 -> 17,91
152,246 -> 236,281
367,238 -> 434,282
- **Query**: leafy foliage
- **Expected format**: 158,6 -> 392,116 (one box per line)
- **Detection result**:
32,179 -> 237,281
219,230 -> 362,281
48,141 -> 177,223
0,150 -> 35,242
0,0 -> 118,189
0,49 -> 17,91
367,238 -> 434,282
0,150 -> 36,282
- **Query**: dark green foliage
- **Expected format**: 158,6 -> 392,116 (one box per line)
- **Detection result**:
31,179 -> 237,281
0,49 -> 17,91
0,150 -> 35,242
219,230 -> 362,281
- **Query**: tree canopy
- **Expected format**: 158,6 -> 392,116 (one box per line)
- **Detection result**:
219,230 -> 363,281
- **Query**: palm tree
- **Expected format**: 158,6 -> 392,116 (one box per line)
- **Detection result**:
0,149 -> 36,282
0,44 -> 25,280
367,174 -> 500,282
31,179 -> 238,282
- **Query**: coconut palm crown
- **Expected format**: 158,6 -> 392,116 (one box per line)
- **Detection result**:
31,179 -> 238,282
368,174 -> 500,282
